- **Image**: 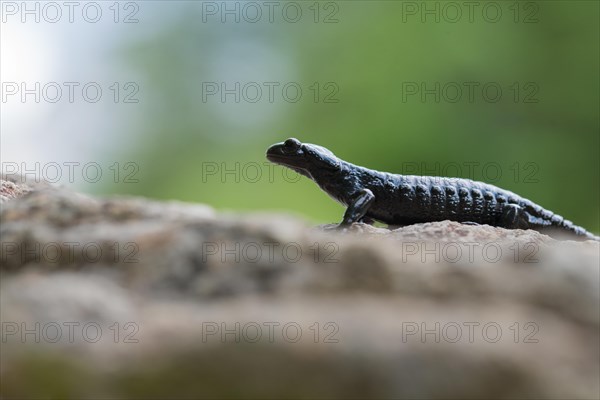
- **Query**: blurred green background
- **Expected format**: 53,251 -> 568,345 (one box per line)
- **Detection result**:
100,1 -> 599,233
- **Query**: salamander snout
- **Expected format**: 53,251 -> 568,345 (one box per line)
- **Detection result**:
266,138 -> 304,164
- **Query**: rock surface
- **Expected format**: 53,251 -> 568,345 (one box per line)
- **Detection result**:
0,173 -> 46,203
1,176 -> 599,399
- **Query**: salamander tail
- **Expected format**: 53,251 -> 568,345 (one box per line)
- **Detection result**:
554,216 -> 599,241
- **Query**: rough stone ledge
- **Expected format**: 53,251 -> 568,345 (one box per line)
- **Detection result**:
1,178 -> 598,399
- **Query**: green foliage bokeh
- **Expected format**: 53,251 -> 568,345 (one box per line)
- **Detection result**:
101,1 -> 599,232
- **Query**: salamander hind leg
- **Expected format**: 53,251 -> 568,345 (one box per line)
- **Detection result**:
500,204 -> 529,229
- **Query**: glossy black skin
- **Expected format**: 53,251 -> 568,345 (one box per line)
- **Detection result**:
267,138 -> 599,241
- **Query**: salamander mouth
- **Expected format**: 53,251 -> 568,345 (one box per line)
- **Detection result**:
266,146 -> 309,177
266,143 -> 303,164
266,138 -> 311,176
266,152 -> 296,163
266,152 -> 304,169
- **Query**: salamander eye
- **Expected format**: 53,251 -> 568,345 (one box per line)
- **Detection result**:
284,138 -> 301,149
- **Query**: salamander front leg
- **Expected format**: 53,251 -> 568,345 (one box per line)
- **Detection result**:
500,203 -> 529,229
339,189 -> 375,228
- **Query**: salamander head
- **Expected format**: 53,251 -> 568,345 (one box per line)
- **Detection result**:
266,138 -> 341,178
